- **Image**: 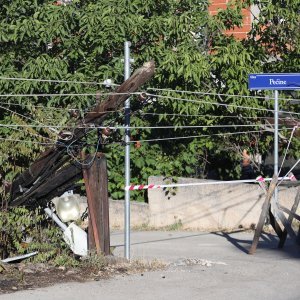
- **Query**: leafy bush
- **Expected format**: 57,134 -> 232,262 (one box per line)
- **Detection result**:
0,206 -> 75,264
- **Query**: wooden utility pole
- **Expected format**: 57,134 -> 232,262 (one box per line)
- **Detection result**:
83,153 -> 110,255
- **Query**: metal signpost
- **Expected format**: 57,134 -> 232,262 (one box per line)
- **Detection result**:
124,41 -> 132,260
248,73 -> 300,204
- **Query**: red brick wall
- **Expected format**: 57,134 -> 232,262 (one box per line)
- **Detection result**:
208,0 -> 251,39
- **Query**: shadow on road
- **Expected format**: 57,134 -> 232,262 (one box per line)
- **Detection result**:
112,232 -> 213,247
212,230 -> 300,258
112,229 -> 300,258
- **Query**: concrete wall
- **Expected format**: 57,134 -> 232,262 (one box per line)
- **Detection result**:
109,200 -> 149,229
146,176 -> 299,231
108,177 -> 298,230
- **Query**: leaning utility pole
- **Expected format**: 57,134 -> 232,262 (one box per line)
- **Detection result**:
9,60 -> 155,208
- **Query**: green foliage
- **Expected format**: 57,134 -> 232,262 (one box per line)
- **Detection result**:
0,0 -> 299,203
0,206 -> 75,264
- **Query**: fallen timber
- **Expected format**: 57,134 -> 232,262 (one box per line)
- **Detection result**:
9,61 -> 155,208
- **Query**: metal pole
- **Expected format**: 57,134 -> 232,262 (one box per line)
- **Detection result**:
274,90 -> 279,203
124,41 -> 131,260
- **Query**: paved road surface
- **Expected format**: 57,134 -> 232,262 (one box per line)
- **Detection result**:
1,230 -> 299,300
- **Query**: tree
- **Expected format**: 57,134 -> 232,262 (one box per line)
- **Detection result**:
0,0 -> 299,202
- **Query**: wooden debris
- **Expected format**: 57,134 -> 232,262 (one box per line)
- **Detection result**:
249,175 -> 277,254
250,176 -> 300,254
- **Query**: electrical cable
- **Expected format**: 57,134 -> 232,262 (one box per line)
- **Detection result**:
0,124 -> 57,143
0,137 -> 56,145
0,92 -> 142,98
147,87 -> 300,102
0,123 -> 285,130
147,93 -> 300,117
277,158 -> 300,187
278,126 -> 298,175
0,76 -> 121,87
0,100 -> 125,115
0,101 -> 80,111
129,127 -> 294,143
66,132 -> 102,167
140,111 -> 286,120
0,104 -> 59,134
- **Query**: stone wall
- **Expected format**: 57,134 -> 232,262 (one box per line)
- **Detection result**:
109,200 -> 149,229
108,177 -> 298,230
146,176 -> 299,231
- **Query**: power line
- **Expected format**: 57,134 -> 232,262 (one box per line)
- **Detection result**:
0,92 -> 141,98
0,124 -> 57,143
277,158 -> 300,187
0,104 -> 59,134
278,126 -> 298,175
0,101 -> 125,114
148,93 -> 274,113
129,128 -> 293,143
147,93 -> 300,117
121,124 -> 281,130
0,76 -> 120,87
0,128 -> 294,150
66,135 -> 102,167
147,87 -> 300,102
140,111 -> 287,120
0,98 -> 285,118
0,137 -> 56,145
0,101 -> 79,111
0,123 -> 284,130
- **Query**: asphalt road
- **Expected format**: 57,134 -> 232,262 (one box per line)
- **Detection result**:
1,230 -> 300,300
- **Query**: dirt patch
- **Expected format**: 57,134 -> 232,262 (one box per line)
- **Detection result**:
0,258 -> 166,294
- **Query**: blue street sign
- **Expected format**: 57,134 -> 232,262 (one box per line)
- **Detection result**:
248,73 -> 300,90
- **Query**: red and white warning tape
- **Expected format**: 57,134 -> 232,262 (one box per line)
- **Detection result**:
125,176 -> 293,191
257,173 -> 297,194
288,172 -> 297,181
126,184 -> 161,191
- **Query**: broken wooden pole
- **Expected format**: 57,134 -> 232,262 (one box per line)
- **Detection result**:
249,175 -> 278,254
9,61 -> 155,207
10,161 -> 83,207
83,153 -> 110,255
278,187 -> 300,247
275,207 -> 298,243
82,163 -> 101,254
268,207 -> 284,247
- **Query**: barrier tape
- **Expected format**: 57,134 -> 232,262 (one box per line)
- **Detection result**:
288,172 -> 297,181
125,176 -> 292,191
